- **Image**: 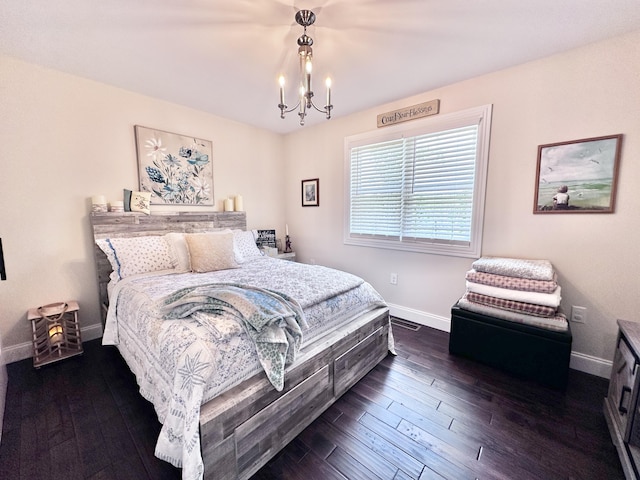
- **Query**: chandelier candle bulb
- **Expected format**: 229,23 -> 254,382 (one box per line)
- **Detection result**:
279,76 -> 285,106
326,77 -> 331,107
286,224 -> 289,236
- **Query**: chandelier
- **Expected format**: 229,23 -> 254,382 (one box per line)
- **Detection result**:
278,10 -> 333,126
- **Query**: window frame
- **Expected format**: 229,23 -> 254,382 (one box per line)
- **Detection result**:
343,104 -> 492,258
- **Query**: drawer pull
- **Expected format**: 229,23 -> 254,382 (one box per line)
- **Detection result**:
619,386 -> 632,415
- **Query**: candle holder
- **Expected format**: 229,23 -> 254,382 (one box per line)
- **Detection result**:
284,235 -> 292,253
27,301 -> 83,368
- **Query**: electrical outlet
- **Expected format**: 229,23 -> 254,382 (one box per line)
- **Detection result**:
571,306 -> 587,324
390,273 -> 398,285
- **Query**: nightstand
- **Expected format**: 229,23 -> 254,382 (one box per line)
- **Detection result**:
276,252 -> 296,261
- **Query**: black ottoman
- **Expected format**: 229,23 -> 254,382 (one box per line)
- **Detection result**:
449,305 -> 572,389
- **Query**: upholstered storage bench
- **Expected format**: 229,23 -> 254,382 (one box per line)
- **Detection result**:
449,305 -> 572,389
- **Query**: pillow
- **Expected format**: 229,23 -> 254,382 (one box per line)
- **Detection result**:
96,238 -> 121,281
101,236 -> 174,279
185,231 -> 239,273
123,189 -> 132,212
233,229 -> 262,263
130,191 -> 151,215
164,232 -> 191,273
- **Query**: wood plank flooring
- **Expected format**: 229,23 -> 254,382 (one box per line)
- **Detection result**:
0,320 -> 623,479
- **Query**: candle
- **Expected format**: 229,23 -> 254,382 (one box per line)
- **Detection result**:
92,195 -> 106,205
109,200 -> 124,212
234,195 -> 244,212
224,198 -> 234,212
49,324 -> 64,346
286,224 -> 289,236
278,76 -> 285,106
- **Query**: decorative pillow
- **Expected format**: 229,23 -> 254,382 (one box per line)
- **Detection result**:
96,238 -> 121,281
123,189 -> 132,212
102,236 -> 174,279
130,191 -> 151,215
164,232 -> 191,273
233,229 -> 262,263
185,231 -> 239,273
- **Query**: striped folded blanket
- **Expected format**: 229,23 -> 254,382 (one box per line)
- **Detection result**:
472,257 -> 555,281
465,291 -> 557,317
465,269 -> 558,294
457,295 -> 568,332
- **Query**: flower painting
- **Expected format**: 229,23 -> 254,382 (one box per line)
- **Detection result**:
135,126 -> 214,205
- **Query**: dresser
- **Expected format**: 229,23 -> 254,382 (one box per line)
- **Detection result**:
605,319 -> 640,479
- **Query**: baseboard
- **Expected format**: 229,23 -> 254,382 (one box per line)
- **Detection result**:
388,303 -> 612,379
387,303 -> 451,333
570,351 -> 612,379
3,323 -> 103,365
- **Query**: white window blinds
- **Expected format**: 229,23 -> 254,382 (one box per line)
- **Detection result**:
345,105 -> 492,257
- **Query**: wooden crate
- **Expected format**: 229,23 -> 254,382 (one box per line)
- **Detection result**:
27,301 -> 83,367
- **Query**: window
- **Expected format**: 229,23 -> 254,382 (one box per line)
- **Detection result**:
344,104 -> 492,258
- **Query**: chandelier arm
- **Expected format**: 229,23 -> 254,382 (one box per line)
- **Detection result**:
309,99 -> 333,119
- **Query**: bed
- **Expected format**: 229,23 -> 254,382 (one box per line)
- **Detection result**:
90,211 -> 392,480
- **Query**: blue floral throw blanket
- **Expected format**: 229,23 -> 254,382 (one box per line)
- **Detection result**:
157,283 -> 308,391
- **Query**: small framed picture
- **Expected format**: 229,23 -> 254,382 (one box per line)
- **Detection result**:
533,134 -> 622,214
301,178 -> 320,207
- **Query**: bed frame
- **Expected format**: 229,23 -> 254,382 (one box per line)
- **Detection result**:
90,212 -> 391,479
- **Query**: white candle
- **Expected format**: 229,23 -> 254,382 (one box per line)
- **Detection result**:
286,224 -> 289,236
235,195 -> 244,212
92,195 -> 106,205
224,198 -> 234,212
278,76 -> 285,106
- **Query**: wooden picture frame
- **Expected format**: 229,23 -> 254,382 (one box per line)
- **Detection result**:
301,178 -> 320,207
533,134 -> 622,214
135,125 -> 214,205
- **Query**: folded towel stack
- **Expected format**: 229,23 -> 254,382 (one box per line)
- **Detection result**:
458,257 -> 569,331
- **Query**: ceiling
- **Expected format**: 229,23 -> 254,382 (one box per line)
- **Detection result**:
2,0 -> 640,134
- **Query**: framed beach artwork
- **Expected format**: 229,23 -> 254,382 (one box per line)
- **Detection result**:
533,134 -> 622,214
135,125 -> 214,205
301,178 -> 320,207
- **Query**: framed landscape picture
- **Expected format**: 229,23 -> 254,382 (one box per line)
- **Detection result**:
135,125 -> 213,205
301,178 -> 320,207
533,134 -> 622,214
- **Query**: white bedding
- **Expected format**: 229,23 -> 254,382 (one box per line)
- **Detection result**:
102,257 -> 387,480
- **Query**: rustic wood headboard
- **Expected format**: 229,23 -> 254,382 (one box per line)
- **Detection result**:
90,211 -> 247,324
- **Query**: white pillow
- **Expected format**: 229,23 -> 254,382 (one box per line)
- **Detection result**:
233,229 -> 262,263
164,233 -> 191,273
185,231 -> 239,273
101,236 -> 174,279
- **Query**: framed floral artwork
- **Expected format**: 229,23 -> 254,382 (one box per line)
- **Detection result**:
301,178 -> 319,207
533,134 -> 622,214
135,125 -> 213,205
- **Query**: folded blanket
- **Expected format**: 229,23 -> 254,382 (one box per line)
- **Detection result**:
465,269 -> 558,294
457,295 -> 568,332
158,283 -> 308,391
472,257 -> 555,281
465,291 -> 557,317
466,281 -> 561,308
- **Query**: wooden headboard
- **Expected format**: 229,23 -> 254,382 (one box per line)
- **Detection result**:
90,211 -> 247,324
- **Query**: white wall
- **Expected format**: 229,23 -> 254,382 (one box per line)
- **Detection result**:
0,54 -> 285,359
284,30 -> 640,375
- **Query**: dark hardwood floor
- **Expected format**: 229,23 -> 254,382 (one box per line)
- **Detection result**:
0,320 -> 623,479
